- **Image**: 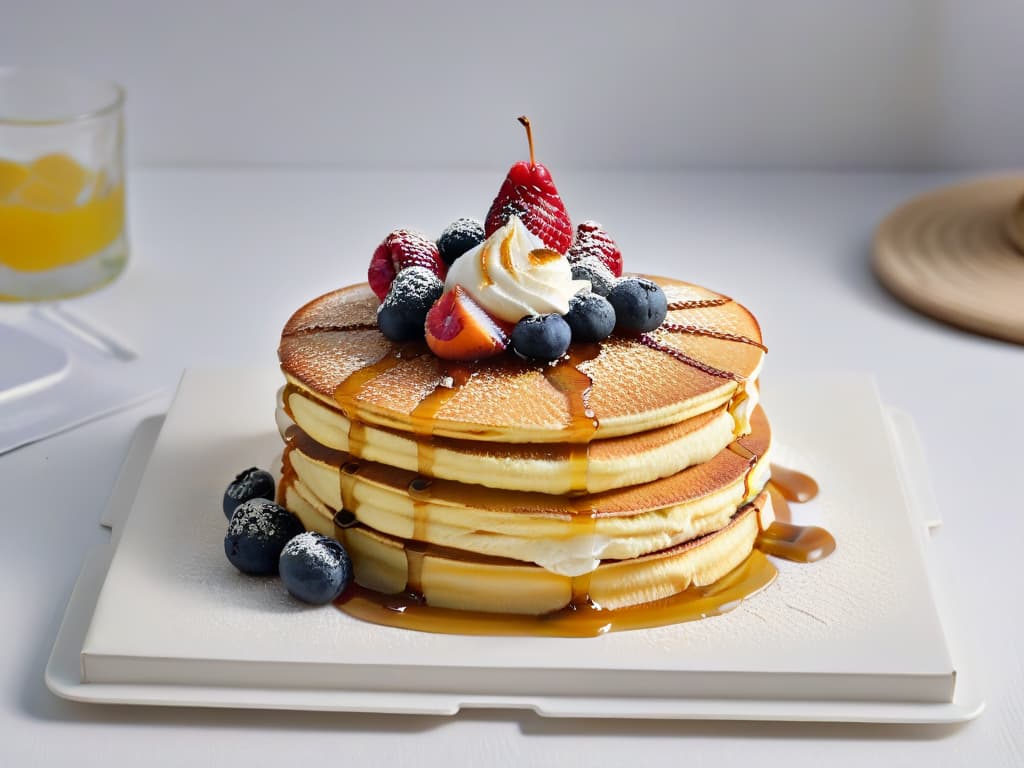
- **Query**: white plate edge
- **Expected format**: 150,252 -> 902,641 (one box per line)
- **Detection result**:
43,389 -> 984,723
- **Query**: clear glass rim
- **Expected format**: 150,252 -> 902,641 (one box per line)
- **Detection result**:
0,67 -> 124,126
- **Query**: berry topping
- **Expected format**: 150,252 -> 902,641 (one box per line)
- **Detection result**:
222,467 -> 276,520
426,285 -> 510,360
279,532 -> 353,605
376,266 -> 444,342
511,314 -> 571,362
607,278 -> 668,333
367,229 -> 446,301
567,221 -> 623,277
224,499 -> 305,576
485,117 -> 572,253
437,218 -> 485,267
570,256 -> 617,297
565,292 -> 616,343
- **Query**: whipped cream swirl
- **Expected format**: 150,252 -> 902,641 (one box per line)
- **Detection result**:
444,216 -> 589,323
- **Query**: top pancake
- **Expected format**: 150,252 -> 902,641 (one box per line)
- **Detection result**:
279,276 -> 764,443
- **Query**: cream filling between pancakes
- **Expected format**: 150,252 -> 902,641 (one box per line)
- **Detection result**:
284,479 -> 774,613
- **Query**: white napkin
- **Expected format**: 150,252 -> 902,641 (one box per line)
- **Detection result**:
0,304 -> 165,454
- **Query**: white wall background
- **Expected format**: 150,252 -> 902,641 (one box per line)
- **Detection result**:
1,0 -> 1021,171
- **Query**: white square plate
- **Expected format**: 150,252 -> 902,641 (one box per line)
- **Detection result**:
45,369 -> 983,722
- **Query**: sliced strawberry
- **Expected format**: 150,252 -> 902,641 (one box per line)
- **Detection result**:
425,286 -> 509,361
566,221 -> 623,277
368,229 -> 446,301
484,118 -> 572,253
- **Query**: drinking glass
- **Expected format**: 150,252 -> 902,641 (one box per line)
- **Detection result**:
0,68 -> 127,301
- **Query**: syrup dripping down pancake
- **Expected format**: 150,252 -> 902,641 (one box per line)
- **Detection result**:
278,406 -> 771,573
281,387 -> 738,495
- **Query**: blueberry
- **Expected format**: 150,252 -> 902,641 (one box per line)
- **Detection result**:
570,256 -> 617,297
437,218 -> 485,267
224,499 -> 305,576
279,532 -> 353,605
377,266 -> 444,342
511,314 -> 571,362
565,293 -> 616,343
607,278 -> 668,332
223,467 -> 276,519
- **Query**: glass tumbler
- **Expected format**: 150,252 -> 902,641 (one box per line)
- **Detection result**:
0,68 -> 128,301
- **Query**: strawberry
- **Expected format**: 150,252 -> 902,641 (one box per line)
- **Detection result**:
484,117 -> 572,254
368,229 -> 446,301
566,221 -> 623,277
425,286 -> 509,361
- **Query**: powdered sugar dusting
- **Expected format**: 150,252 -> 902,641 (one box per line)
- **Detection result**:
571,256 -> 617,296
228,500 -> 289,541
378,266 -> 443,308
439,217 -> 484,242
282,531 -> 347,572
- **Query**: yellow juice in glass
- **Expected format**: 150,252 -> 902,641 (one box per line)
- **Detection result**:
0,153 -> 124,277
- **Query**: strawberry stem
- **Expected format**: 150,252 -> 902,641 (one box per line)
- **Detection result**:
517,115 -> 536,168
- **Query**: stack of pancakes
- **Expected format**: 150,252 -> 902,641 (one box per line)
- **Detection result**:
277,276 -> 775,615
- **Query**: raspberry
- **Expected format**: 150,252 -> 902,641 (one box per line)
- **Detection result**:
567,221 -> 623,277
367,229 -> 446,301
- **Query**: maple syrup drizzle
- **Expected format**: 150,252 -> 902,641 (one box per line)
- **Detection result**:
320,461 -> 831,636
408,476 -> 432,494
407,476 -> 432,542
281,383 -> 299,420
340,460 -> 361,515
660,323 -> 768,352
666,298 -> 731,311
766,483 -> 792,523
333,345 -> 424,459
768,464 -> 819,503
638,333 -> 742,381
409,366 -> 474,477
569,573 -> 594,609
289,295 -> 833,635
567,512 -> 600,608
405,544 -> 427,595
756,521 -> 835,564
541,344 -> 601,494
347,420 -> 367,459
727,441 -> 759,500
336,549 -> 778,637
333,508 -> 358,529
283,322 -> 378,337
758,464 -> 828,559
334,354 -> 401,413
528,248 -> 562,265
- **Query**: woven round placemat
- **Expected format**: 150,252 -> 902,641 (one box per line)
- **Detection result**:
873,176 -> 1024,345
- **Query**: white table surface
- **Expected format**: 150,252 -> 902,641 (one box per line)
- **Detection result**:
2,169 -> 1021,766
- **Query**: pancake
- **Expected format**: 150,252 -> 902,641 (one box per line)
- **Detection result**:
283,474 -> 774,614
279,276 -> 765,444
274,271 -> 779,622
281,387 -> 737,494
279,406 -> 771,574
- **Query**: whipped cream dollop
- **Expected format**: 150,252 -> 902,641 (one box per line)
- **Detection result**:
444,216 -> 589,323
